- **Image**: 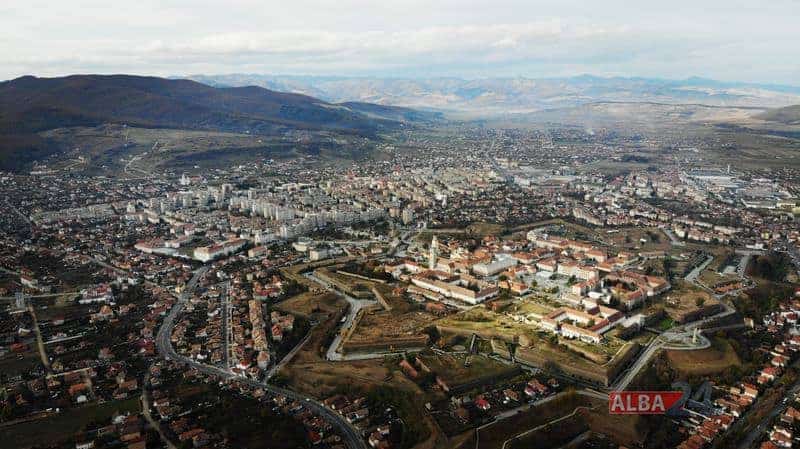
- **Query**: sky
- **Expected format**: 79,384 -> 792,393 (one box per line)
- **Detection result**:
2,0 -> 800,84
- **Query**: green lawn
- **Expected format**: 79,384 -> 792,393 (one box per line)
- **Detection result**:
658,318 -> 675,331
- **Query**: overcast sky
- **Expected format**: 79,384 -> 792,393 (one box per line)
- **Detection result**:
2,0 -> 799,84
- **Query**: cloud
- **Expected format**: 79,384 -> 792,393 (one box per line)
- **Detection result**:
0,0 -> 798,84
122,21 -> 640,74
137,21 -> 570,56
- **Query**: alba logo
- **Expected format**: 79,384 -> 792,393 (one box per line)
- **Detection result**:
608,391 -> 684,415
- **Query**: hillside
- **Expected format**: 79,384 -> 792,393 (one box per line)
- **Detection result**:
757,105 -> 800,125
0,75 -> 395,135
0,75 -> 407,171
338,101 -> 443,123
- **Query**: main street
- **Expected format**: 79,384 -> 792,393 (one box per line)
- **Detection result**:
155,266 -> 368,449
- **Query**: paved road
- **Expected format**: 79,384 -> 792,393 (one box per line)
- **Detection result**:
0,291 -> 79,300
141,370 -> 177,449
4,198 -> 33,227
683,254 -> 752,299
219,282 -> 232,369
304,270 -> 432,361
500,405 -> 592,449
265,328 -> 313,380
727,243 -> 800,449
28,304 -> 51,373
612,300 -> 736,391
474,390 -> 607,449
685,254 -> 714,284
486,132 -> 514,184
155,267 -> 367,449
302,272 -> 377,361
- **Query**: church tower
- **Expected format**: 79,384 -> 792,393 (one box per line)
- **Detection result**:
429,235 -> 438,270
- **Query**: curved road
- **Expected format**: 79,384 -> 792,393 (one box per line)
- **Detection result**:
302,272 -> 376,361
612,300 -> 737,391
155,267 -> 367,449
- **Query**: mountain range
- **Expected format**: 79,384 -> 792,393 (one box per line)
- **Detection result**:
1,73 -> 798,173
187,74 -> 800,113
0,75 -> 435,171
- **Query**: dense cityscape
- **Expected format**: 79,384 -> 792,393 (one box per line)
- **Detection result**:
1,120 -> 799,449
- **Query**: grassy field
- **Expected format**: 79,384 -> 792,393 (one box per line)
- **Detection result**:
607,227 -> 672,253
662,280 -> 719,321
666,337 -> 741,376
346,308 -> 436,347
483,394 -> 647,449
6,398 -> 140,449
511,296 -> 558,316
415,352 -> 514,388
437,308 -> 529,340
275,290 -> 342,317
466,222 -> 506,237
436,307 -> 623,360
507,412 -> 588,449
469,392 -> 602,449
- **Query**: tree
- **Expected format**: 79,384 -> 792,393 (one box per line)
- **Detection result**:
423,326 -> 440,344
663,258 -> 674,280
695,297 -> 706,308
567,275 -> 577,286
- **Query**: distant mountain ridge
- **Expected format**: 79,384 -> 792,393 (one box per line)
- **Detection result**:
186,74 -> 800,113
0,74 -> 425,171
0,74 -> 402,136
